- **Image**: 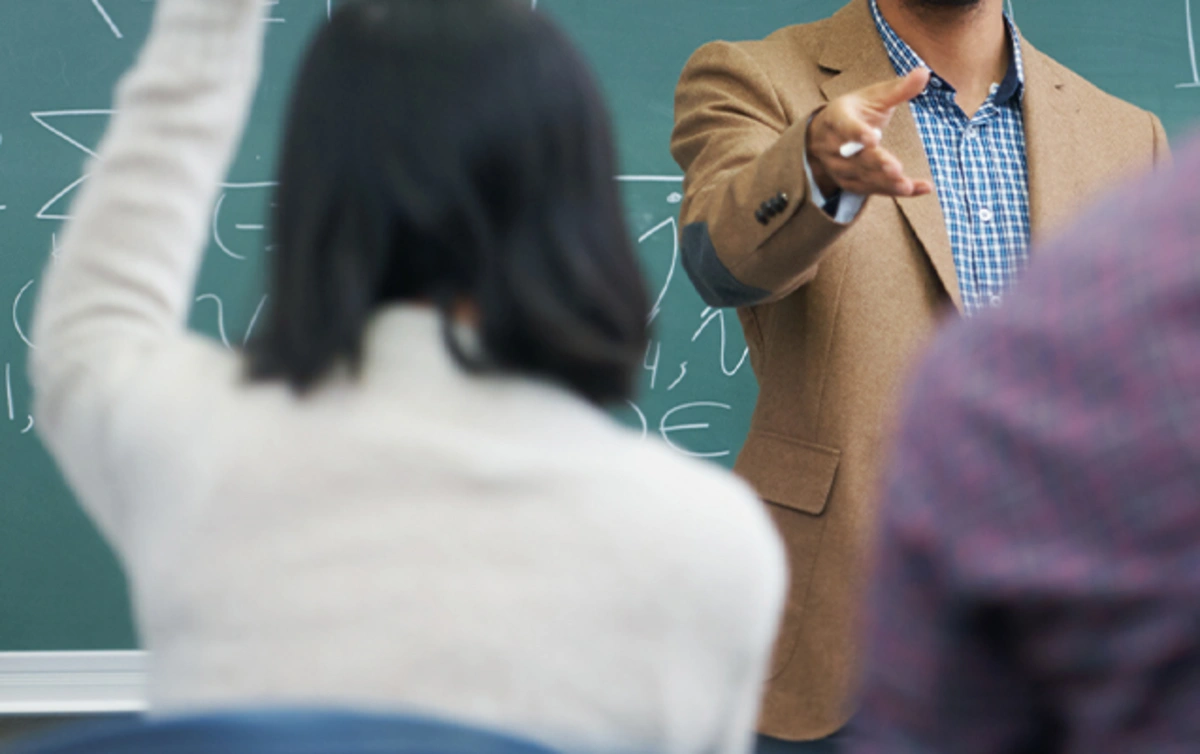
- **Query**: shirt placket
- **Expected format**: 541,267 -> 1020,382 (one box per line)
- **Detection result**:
964,100 -> 1002,309
930,84 -> 983,312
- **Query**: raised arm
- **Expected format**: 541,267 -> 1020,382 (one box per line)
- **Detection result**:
28,0 -> 265,531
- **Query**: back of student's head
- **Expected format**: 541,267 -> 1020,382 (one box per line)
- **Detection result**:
245,0 -> 648,405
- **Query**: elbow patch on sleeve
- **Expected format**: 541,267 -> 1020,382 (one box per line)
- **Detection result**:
681,222 -> 771,308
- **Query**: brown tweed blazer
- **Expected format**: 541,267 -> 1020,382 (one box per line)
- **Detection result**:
671,0 -> 1169,740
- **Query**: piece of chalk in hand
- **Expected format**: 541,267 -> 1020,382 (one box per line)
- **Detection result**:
839,129 -> 884,158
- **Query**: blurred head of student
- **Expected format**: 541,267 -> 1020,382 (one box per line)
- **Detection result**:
245,0 -> 647,405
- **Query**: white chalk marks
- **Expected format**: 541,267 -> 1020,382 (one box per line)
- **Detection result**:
692,308 -> 750,377
4,363 -> 34,435
31,109 -> 114,221
90,0 -> 122,39
265,0 -> 285,24
13,279 -> 36,350
195,294 -> 232,349
244,295 -> 268,345
213,182 -> 276,261
616,175 -> 751,459
659,402 -> 732,459
643,341 -> 661,390
31,110 -> 110,160
4,363 -> 13,421
1182,0 -> 1200,88
194,293 -> 269,349
639,216 -> 678,325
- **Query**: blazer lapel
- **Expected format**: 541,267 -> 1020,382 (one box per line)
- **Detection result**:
1020,38 -> 1079,244
817,0 -> 962,312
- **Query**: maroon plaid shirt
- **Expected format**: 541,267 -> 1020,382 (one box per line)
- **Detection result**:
851,138 -> 1200,753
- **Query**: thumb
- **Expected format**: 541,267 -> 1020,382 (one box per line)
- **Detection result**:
865,68 -> 931,112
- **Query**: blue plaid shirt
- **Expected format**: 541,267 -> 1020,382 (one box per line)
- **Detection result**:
870,0 -> 1030,314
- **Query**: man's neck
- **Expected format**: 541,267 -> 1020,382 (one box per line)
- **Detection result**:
875,0 -> 1010,117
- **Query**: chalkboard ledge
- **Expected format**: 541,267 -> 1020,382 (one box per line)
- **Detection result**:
0,653 -> 146,715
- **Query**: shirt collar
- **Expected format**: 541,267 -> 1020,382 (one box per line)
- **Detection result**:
868,0 -> 1025,105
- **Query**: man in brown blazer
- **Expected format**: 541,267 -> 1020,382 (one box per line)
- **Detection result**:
670,0 -> 1169,750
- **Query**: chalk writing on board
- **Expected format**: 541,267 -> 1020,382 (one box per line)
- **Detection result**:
639,216 -> 678,325
617,400 -> 732,459
31,109 -> 114,221
194,293 -> 270,349
643,341 -> 661,390
4,5 -> 752,462
4,363 -> 11,421
213,182 -> 275,261
624,401 -> 648,439
13,279 -> 36,350
91,0 -> 122,39
4,363 -> 34,435
195,294 -> 232,349
659,402 -> 732,459
667,362 -> 688,391
245,295 -> 268,344
1182,0 -> 1200,88
692,308 -> 750,377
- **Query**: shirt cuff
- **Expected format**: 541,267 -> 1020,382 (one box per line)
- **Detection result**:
803,122 -> 866,225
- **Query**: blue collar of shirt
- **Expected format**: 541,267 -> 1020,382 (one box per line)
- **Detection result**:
868,0 -> 1025,105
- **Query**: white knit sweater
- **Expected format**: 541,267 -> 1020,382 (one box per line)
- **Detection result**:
28,2 -> 786,753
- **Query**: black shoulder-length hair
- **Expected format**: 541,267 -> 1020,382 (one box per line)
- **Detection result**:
244,0 -> 648,405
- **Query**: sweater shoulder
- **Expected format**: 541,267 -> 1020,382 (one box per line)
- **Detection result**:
611,435 -> 785,575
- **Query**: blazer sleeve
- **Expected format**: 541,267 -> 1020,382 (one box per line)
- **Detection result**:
670,40 -> 856,308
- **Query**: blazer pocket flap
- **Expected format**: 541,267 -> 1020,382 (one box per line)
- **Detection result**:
738,431 -> 841,516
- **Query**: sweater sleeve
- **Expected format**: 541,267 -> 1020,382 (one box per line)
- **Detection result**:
28,0 -> 265,536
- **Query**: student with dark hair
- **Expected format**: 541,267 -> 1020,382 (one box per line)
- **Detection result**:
28,1 -> 786,752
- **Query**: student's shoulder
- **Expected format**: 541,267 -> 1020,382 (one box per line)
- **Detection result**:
616,434 -> 781,548
622,437 -> 787,610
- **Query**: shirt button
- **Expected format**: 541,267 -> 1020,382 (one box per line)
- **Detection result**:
989,295 -> 1003,307
978,207 -> 994,222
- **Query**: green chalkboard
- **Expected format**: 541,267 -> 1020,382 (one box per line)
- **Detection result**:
1,0 -> 1198,652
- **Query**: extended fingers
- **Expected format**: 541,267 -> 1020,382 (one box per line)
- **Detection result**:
826,146 -> 928,198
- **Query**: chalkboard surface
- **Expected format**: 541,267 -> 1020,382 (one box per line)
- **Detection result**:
1,0 -> 1198,652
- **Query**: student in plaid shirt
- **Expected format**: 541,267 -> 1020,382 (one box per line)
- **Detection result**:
855,139 -> 1200,752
